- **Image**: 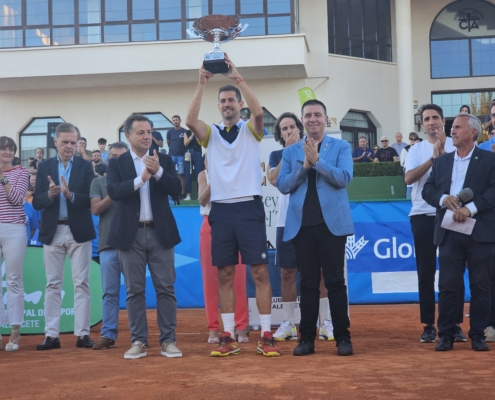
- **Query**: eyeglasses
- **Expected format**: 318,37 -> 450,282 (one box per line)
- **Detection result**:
381,140 -> 388,143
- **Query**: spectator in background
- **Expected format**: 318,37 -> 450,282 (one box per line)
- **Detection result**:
29,174 -> 36,188
167,115 -> 188,199
373,145 -> 380,153
374,136 -> 398,162
98,138 -> 109,163
352,136 -> 374,163
29,148 -> 45,174
23,186 -> 38,242
460,105 -> 470,114
483,99 -> 495,131
149,121 -> 164,156
392,132 -> 407,155
400,133 -> 420,199
0,136 -> 29,352
183,128 -> 205,201
92,150 -> 107,177
479,104 -> 495,152
76,137 -> 93,161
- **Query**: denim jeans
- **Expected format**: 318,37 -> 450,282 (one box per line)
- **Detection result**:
99,248 -> 122,340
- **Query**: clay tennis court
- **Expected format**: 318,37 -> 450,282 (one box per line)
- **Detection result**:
1,304 -> 492,399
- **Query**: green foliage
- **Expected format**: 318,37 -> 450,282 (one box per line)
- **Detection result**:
353,162 -> 403,177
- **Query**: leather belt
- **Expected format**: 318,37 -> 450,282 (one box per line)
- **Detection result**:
58,220 -> 69,225
138,221 -> 155,229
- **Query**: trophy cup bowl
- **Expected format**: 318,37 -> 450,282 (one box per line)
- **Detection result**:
187,14 -> 248,74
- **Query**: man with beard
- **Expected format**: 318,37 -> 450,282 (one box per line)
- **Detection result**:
92,150 -> 107,177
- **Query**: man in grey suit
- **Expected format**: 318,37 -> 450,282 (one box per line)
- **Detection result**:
106,114 -> 183,360
277,99 -> 355,357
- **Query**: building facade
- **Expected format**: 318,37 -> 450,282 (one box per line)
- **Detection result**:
0,0 -> 494,165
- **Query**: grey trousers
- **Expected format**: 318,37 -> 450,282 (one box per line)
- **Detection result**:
119,228 -> 177,345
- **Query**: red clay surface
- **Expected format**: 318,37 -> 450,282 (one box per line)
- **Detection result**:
0,304 -> 493,399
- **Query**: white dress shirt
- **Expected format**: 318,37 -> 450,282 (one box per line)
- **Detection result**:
439,145 -> 478,216
130,149 -> 163,222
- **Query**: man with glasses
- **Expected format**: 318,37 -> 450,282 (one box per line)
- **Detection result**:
374,136 -> 398,162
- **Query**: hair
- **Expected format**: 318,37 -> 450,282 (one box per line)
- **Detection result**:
301,99 -> 327,116
218,85 -> 242,102
419,104 -> 444,121
108,141 -> 129,151
455,113 -> 482,140
358,136 -> 367,141
460,105 -> 471,113
79,137 -> 87,143
36,147 -> 44,155
92,149 -> 100,154
172,115 -> 181,121
28,156 -> 35,161
0,136 -> 17,154
409,132 -> 419,140
123,114 -> 152,134
54,122 -> 79,141
98,138 -> 107,145
273,112 -> 304,146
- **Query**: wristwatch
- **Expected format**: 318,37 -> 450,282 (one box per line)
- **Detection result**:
0,176 -> 9,186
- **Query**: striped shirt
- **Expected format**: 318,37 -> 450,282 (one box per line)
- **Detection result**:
0,166 -> 29,224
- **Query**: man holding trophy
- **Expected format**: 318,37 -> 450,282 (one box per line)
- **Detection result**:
185,23 -> 278,356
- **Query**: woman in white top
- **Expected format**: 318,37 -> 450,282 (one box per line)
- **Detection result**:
198,153 -> 249,344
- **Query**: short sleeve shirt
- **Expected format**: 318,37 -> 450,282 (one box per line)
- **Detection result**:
166,128 -> 187,156
89,176 -> 116,252
150,131 -> 164,155
352,147 -> 374,162
375,147 -> 398,162
185,130 -> 202,152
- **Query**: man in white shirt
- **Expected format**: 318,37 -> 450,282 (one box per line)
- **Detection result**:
405,104 -> 466,344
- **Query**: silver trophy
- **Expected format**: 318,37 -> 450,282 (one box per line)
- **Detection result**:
187,15 -> 248,74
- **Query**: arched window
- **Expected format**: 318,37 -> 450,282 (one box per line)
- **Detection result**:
119,112 -> 173,153
430,0 -> 495,78
240,107 -> 277,136
340,111 -> 376,149
19,116 -> 65,167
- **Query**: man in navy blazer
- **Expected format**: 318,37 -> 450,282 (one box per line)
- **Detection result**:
277,99 -> 355,357
106,114 -> 182,360
33,122 -> 96,350
422,113 -> 495,352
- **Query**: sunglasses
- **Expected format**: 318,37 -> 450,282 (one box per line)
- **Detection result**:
381,140 -> 388,143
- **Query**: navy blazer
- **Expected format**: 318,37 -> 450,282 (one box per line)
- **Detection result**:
277,135 -> 355,241
32,156 -> 96,245
422,146 -> 495,245
106,150 -> 182,251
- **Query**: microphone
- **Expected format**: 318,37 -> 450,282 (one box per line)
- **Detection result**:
456,188 -> 473,205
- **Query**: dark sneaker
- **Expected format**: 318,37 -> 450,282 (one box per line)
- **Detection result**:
454,325 -> 467,342
293,339 -> 315,356
76,335 -> 95,348
420,325 -> 437,343
471,337 -> 489,351
93,336 -> 115,350
435,337 -> 453,351
337,339 -> 353,356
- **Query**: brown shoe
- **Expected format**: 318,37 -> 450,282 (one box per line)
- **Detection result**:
93,336 -> 115,350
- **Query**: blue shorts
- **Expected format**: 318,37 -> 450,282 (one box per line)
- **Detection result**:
275,226 -> 297,268
171,155 -> 184,174
209,197 -> 268,267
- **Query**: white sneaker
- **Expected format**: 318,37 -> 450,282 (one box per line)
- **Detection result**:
124,341 -> 147,359
273,321 -> 298,341
184,196 -> 191,201
319,320 -> 335,341
161,341 -> 182,358
485,326 -> 495,342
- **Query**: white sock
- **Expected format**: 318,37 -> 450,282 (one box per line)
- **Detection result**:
259,314 -> 271,335
319,297 -> 331,323
221,313 -> 235,337
282,302 -> 296,325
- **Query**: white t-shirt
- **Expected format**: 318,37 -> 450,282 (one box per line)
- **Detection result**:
405,138 -> 455,216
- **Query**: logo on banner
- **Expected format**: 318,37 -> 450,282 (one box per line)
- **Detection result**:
455,8 -> 483,32
345,235 -> 368,259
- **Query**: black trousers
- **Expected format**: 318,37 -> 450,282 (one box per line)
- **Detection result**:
293,223 -> 350,343
438,231 -> 495,340
410,215 -> 464,325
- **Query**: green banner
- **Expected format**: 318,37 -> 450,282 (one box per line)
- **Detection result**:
1,246 -> 103,334
298,87 -> 316,105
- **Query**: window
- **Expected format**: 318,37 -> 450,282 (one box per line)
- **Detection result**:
430,0 -> 495,79
0,0 -> 295,48
19,117 -> 64,167
240,107 -> 277,135
327,0 -> 392,62
119,112 -> 173,153
340,111 -> 376,149
432,90 -> 494,118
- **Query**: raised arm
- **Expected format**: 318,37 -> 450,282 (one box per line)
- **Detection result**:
185,66 -> 213,142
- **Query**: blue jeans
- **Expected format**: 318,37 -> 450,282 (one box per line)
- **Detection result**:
171,155 -> 184,174
184,149 -> 205,194
99,248 -> 122,340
